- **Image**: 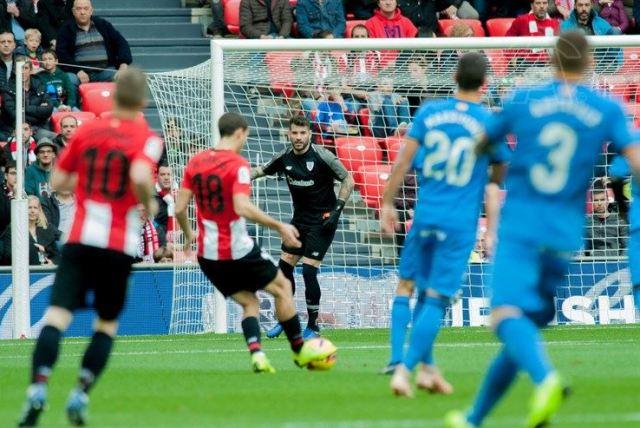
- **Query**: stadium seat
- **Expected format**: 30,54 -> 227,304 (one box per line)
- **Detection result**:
619,47 -> 640,75
334,136 -> 382,185
603,82 -> 636,102
265,51 -> 302,98
357,108 -> 371,137
224,0 -> 241,35
437,19 -> 485,37
50,111 -> 96,133
485,49 -> 508,77
78,82 -> 115,101
358,164 -> 392,209
81,87 -> 114,116
385,136 -> 403,163
345,20 -> 367,38
486,18 -> 514,37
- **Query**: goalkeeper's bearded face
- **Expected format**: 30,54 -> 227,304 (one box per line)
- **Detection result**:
289,124 -> 311,153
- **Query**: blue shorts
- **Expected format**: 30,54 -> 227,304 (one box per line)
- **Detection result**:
491,236 -> 571,314
628,230 -> 640,286
400,225 -> 475,298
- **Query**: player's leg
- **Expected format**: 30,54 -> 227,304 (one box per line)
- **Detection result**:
627,232 -> 640,309
231,290 -> 275,373
19,244 -> 85,427
266,251 -> 302,339
299,224 -> 336,338
263,272 -> 305,356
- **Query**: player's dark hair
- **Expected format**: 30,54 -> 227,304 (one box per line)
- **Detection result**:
5,160 -> 16,172
42,49 -> 57,59
289,115 -> 310,130
455,52 -> 487,91
218,112 -> 248,137
114,67 -> 147,109
553,31 -> 590,74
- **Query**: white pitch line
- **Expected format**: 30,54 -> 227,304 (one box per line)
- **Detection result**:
0,340 -> 637,361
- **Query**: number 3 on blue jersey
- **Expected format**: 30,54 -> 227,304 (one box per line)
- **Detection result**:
530,123 -> 578,194
422,130 -> 477,187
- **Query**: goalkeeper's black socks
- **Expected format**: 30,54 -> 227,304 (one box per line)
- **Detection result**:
302,264 -> 321,331
279,259 -> 296,295
31,325 -> 62,384
280,314 -> 304,353
241,317 -> 262,354
79,331 -> 114,393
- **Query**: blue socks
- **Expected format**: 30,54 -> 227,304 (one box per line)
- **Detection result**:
389,295 -> 411,365
403,298 -> 446,371
497,317 -> 553,385
467,348 -> 518,426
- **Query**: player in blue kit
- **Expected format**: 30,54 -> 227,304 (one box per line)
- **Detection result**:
446,32 -> 640,428
380,52 -> 509,397
608,140 -> 640,311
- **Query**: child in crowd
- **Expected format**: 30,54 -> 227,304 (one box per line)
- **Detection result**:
16,28 -> 44,73
37,49 -> 77,112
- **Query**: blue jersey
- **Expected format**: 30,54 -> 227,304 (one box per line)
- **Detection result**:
407,98 -> 509,233
487,80 -> 632,251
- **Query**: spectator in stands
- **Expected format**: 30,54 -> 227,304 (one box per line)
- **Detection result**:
15,28 -> 43,73
16,0 -> 63,48
154,164 -> 176,244
239,0 -> 292,39
439,0 -> 480,20
296,0 -> 346,38
469,219 -> 488,263
585,186 -> 628,257
41,189 -> 75,244
38,49 -> 76,111
3,122 -> 37,165
561,0 -> 620,34
0,195 -> 59,265
48,0 -> 74,39
1,59 -> 55,140
366,0 -> 418,39
199,0 -> 228,38
549,0 -> 573,20
5,0 -> 25,43
0,2 -> 12,35
315,90 -> 359,137
52,114 -> 76,151
0,30 -> 16,91
153,245 -> 174,264
56,0 -> 132,87
345,0 -> 377,19
594,0 -> 630,33
25,137 -> 55,200
368,74 -> 410,138
506,0 -> 559,37
0,161 -> 16,234
137,204 -> 161,263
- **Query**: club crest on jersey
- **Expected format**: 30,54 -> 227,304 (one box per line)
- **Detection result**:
306,161 -> 314,171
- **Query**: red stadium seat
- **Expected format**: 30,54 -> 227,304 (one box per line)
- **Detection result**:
358,164 -> 392,209
384,136 -> 403,164
50,111 -> 96,133
224,0 -> 241,35
603,82 -> 636,102
345,20 -> 367,38
81,88 -> 114,116
265,51 -> 302,98
485,49 -> 508,77
78,82 -> 115,101
334,136 -> 382,185
486,18 -> 514,37
619,47 -> 640,75
438,19 -> 485,37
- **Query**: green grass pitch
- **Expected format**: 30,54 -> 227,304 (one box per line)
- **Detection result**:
1,325 -> 639,427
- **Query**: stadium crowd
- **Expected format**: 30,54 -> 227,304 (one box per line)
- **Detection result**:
0,0 -> 635,265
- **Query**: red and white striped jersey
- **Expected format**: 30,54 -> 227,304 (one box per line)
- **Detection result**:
56,117 -> 163,257
182,149 -> 254,260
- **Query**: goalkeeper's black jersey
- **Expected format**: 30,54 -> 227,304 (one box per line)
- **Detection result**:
262,144 -> 348,226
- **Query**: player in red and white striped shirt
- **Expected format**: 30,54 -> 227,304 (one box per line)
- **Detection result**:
19,68 -> 162,427
176,113 -> 331,373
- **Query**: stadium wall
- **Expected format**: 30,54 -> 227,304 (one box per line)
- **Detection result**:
0,261 -> 637,339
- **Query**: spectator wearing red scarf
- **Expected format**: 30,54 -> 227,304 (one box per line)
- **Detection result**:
137,205 -> 159,263
3,122 -> 37,166
154,164 -> 177,245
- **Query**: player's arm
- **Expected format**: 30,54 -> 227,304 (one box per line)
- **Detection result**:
130,159 -> 158,216
233,193 -> 301,248
484,163 -> 507,257
250,151 -> 284,180
175,187 -> 195,254
318,147 -> 354,230
381,136 -> 420,234
51,168 -> 77,193
250,166 -> 266,180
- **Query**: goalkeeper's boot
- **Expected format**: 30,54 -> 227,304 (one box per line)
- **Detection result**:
66,388 -> 89,426
416,364 -> 453,395
302,326 -> 320,340
251,352 -> 276,374
293,338 -> 336,368
526,372 -> 570,428
266,323 -> 283,339
390,364 -> 414,398
444,410 -> 476,428
17,383 -> 47,427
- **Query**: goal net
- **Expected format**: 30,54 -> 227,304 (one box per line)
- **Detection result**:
147,36 -> 640,334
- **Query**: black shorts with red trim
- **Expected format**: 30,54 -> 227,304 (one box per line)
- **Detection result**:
198,244 -> 279,297
49,243 -> 134,321
281,221 -> 336,261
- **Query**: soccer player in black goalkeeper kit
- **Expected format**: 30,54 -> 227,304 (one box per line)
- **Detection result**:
252,116 -> 354,339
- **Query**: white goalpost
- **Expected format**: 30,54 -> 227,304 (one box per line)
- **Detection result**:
147,36 -> 640,335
